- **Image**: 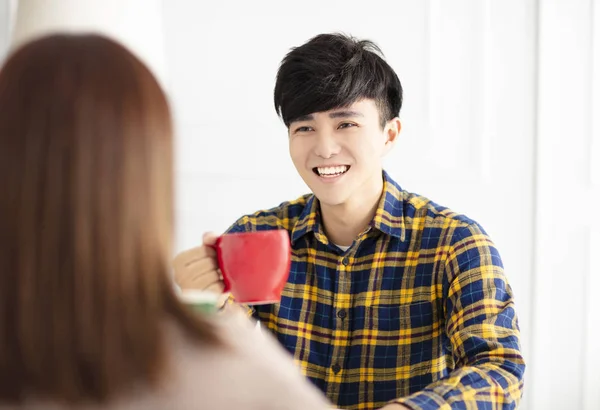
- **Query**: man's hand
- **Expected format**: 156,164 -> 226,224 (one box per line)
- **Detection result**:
379,404 -> 411,410
173,232 -> 224,294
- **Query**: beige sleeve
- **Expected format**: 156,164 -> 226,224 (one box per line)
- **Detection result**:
168,311 -> 332,410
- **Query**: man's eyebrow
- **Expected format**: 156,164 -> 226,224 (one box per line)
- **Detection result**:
290,110 -> 364,123
328,110 -> 364,119
291,114 -> 314,123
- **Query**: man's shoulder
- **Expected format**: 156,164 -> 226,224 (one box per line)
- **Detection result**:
402,190 -> 488,238
225,194 -> 313,234
402,190 -> 500,269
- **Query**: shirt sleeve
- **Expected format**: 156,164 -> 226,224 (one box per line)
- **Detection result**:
179,312 -> 332,410
225,217 -> 249,234
391,223 -> 525,410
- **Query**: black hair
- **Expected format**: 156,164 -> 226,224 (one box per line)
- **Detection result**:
274,33 -> 403,128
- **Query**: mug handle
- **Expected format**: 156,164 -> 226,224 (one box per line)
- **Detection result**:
209,236 -> 232,294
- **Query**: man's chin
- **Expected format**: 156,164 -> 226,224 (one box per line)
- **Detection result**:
312,191 -> 349,208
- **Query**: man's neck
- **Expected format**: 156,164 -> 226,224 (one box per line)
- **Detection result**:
320,173 -> 384,247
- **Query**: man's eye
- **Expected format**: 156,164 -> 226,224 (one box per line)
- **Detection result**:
338,122 -> 357,129
295,126 -> 313,133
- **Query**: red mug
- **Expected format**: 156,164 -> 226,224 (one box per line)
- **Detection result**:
214,230 -> 291,305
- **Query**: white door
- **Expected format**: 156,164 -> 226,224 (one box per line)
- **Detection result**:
531,1 -> 600,409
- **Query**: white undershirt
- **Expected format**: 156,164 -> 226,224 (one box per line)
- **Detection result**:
335,244 -> 350,252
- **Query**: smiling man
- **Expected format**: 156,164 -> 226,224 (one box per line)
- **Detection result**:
174,33 -> 525,409
287,99 -> 395,250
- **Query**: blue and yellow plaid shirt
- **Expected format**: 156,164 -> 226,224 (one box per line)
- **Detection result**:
227,171 -> 525,410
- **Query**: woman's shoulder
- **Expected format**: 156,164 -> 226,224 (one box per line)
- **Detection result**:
164,311 -> 330,409
0,314 -> 330,410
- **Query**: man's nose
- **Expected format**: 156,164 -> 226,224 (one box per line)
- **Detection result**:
313,131 -> 341,159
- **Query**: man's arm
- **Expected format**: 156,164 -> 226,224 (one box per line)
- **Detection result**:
387,224 -> 525,410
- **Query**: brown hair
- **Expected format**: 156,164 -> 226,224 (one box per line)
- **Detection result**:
0,34 -> 219,404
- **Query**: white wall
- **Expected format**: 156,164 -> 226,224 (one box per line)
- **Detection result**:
531,1 -> 600,409
6,0 -> 168,88
0,0 -> 9,58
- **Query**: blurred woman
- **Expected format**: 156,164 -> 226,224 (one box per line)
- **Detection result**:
0,34 -> 329,409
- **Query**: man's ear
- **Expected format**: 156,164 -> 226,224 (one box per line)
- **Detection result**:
382,118 -> 401,156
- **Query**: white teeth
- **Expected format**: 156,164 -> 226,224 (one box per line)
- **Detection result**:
316,165 -> 349,176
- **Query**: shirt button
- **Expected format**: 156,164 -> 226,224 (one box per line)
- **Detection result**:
342,257 -> 349,266
337,310 -> 347,319
331,363 -> 341,374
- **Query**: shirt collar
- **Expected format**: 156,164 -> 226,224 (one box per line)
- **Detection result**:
371,170 -> 406,242
291,170 -> 406,245
291,194 -> 329,245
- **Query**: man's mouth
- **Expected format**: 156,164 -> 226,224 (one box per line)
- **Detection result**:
312,165 -> 351,178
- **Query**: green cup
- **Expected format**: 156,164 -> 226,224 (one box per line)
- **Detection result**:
179,290 -> 220,315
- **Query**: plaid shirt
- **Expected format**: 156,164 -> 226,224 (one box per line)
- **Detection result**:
227,171 -> 525,410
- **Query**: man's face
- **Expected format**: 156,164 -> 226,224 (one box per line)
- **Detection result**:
288,99 -> 399,207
